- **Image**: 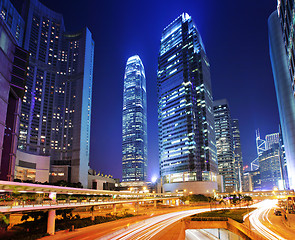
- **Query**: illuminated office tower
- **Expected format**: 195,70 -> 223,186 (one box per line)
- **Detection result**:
158,13 -> 218,193
16,0 -> 94,187
259,143 -> 283,190
122,55 -> 147,182
232,119 -> 243,192
269,10 -> 295,189
213,99 -> 237,192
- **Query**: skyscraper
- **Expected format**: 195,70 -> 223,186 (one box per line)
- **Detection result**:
122,55 -> 147,182
232,119 -> 243,192
15,0 -> 94,187
259,144 -> 283,190
213,99 -> 237,192
158,13 -> 218,194
268,10 -> 295,189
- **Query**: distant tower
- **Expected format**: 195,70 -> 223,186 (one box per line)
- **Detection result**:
232,119 -> 244,192
256,129 -> 266,156
122,55 -> 147,182
213,99 -> 237,192
157,13 -> 218,191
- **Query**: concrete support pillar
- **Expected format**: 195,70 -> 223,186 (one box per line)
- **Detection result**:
47,210 -> 56,235
133,202 -> 139,214
113,204 -> 117,213
176,199 -> 180,206
153,200 -> 157,208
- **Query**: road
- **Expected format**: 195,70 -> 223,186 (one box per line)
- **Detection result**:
247,199 -> 295,240
97,208 -> 209,240
41,207 -> 209,240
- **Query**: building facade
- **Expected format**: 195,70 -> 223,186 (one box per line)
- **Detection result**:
15,150 -> 50,182
213,99 -> 237,192
277,0 -> 295,94
122,55 -> 147,182
269,8 -> 295,189
0,1 -> 28,181
265,132 -> 280,149
258,144 -> 283,190
232,119 -> 243,192
11,0 -> 94,187
157,13 -> 218,191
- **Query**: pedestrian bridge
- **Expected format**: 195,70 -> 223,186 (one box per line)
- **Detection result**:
0,180 -> 182,235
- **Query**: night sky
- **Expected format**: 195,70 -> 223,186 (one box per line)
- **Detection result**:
41,0 -> 278,180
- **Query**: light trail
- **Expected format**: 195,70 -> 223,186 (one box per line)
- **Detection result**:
248,200 -> 286,240
185,229 -> 219,240
97,209 -> 210,240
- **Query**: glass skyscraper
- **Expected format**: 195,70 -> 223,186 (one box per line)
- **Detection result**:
213,99 -> 237,192
158,13 -> 217,187
122,55 -> 147,182
269,10 -> 295,189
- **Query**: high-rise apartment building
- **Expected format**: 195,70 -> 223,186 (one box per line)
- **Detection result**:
232,119 -> 243,192
213,99 -> 237,192
0,0 -> 28,181
269,9 -> 295,189
122,55 -> 147,182
157,13 -> 218,194
11,0 -> 94,187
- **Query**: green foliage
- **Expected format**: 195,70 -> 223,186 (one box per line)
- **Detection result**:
56,209 -> 74,220
182,194 -> 208,203
9,211 -> 135,240
21,211 -> 47,222
191,208 -> 256,223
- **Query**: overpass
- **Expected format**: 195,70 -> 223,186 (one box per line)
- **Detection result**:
0,181 -> 182,235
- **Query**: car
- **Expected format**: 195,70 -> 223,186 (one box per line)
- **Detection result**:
274,209 -> 282,216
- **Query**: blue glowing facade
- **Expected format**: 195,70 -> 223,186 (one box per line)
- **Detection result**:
158,13 -> 217,184
258,144 -> 283,190
122,55 -> 147,182
269,11 -> 295,189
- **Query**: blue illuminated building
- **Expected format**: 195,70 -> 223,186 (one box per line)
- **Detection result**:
269,10 -> 295,190
157,13 -> 218,192
122,55 -> 147,182
259,143 -> 283,190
